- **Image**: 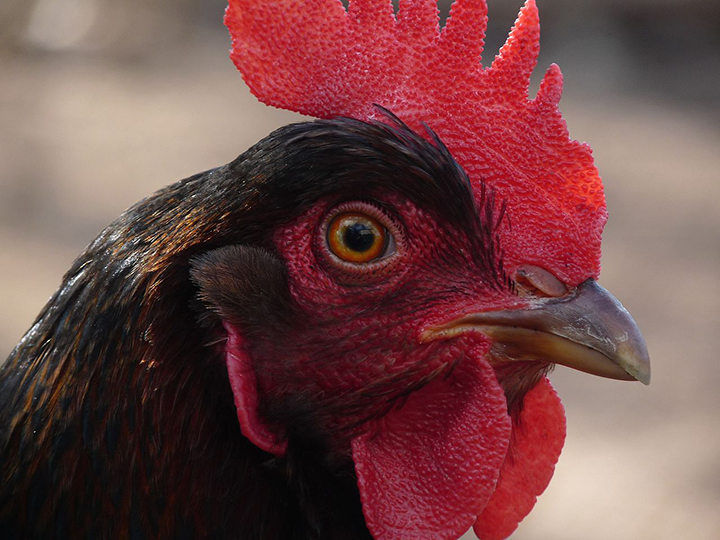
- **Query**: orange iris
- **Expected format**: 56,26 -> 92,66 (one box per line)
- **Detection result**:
327,212 -> 386,263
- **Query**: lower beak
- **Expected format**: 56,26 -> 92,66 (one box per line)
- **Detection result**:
423,279 -> 651,385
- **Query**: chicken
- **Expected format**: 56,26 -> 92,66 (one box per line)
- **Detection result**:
0,1 -> 650,539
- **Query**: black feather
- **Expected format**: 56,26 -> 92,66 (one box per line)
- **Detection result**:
0,117 -> 502,539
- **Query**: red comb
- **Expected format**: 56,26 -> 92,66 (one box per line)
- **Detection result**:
226,0 -> 607,286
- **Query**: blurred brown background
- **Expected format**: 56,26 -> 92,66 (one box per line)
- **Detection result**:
1,0 -> 719,538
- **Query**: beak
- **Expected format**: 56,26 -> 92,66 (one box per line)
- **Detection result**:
423,279 -> 651,385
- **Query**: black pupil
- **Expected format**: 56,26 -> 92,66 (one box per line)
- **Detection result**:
344,222 -> 377,253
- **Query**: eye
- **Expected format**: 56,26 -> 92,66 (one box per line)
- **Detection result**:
327,212 -> 391,263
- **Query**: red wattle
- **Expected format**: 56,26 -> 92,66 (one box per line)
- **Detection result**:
474,377 -> 566,540
352,356 -> 512,540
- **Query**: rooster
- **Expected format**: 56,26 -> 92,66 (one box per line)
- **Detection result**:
0,1 -> 650,539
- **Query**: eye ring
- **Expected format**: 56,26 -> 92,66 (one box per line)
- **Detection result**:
321,202 -> 401,271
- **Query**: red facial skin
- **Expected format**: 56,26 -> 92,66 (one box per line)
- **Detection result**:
255,196 -> 516,446
224,192 -> 563,540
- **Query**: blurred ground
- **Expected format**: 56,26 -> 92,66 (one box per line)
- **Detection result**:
1,1 -> 719,539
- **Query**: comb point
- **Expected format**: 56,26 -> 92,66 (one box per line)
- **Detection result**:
487,0 -> 540,100
397,0 -> 441,30
440,0 -> 488,68
535,63 -> 564,107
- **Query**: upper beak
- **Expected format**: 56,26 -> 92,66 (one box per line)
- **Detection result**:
423,279 -> 651,385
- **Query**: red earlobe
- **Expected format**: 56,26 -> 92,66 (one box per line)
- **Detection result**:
224,322 -> 287,456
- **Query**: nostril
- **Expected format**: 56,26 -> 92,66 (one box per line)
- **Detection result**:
515,265 -> 568,298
